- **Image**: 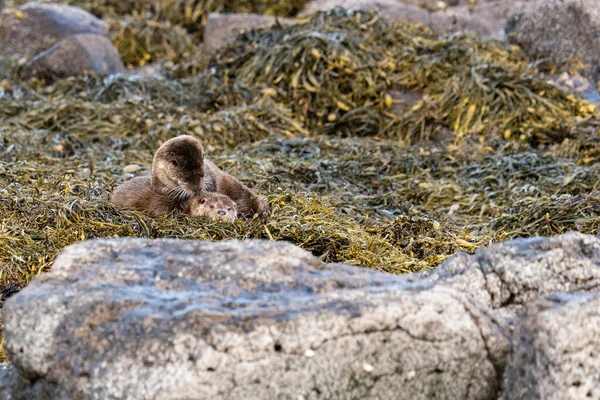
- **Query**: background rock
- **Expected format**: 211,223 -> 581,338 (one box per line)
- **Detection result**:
0,2 -> 108,58
505,0 -> 600,80
21,33 -> 125,78
2,238 -> 508,400
204,13 -> 295,52
501,292 -> 600,400
298,0 -> 433,26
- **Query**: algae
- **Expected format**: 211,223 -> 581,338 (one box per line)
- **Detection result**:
1,8 -> 600,362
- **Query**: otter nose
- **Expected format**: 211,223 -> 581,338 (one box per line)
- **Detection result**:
217,210 -> 226,216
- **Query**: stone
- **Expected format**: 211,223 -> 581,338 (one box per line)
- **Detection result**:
505,0 -> 600,80
0,2 -> 108,58
501,292 -> 600,400
20,34 -> 125,79
204,13 -> 295,52
2,238 -> 508,400
429,0 -> 543,40
421,232 -> 600,317
298,0 -> 433,26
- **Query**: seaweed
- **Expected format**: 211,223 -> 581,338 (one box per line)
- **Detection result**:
1,8 -> 600,362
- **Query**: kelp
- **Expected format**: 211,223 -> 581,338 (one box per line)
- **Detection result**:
2,8 -> 600,362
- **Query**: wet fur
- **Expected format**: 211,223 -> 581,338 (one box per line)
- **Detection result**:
182,193 -> 238,222
111,135 -> 268,217
204,159 -> 269,217
110,176 -> 178,216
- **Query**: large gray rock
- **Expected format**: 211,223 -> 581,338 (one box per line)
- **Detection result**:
422,232 -> 600,317
2,239 -> 508,400
2,232 -> 600,399
0,2 -> 108,57
505,0 -> 600,80
501,292 -> 600,400
21,33 -> 125,79
204,13 -> 295,52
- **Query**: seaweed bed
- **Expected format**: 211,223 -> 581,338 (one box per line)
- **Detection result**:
2,4 -> 600,361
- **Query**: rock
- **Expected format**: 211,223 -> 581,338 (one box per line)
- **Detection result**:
0,2 -> 108,58
501,292 -> 600,399
429,0 -> 543,40
204,13 -> 295,52
421,232 -> 600,317
21,34 -> 125,79
3,238 -> 508,400
298,0 -> 433,26
505,0 -> 600,80
547,72 -> 600,104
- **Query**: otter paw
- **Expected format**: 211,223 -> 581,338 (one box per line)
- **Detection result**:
255,197 -> 270,219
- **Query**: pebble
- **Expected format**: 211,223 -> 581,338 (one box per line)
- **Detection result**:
123,164 -> 141,173
362,362 -> 375,373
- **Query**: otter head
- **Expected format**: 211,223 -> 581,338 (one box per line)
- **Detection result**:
188,194 -> 237,223
152,135 -> 205,201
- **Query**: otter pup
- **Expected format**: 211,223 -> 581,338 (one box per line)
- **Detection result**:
203,159 -> 269,218
110,135 -> 205,215
111,135 -> 268,218
183,193 -> 238,222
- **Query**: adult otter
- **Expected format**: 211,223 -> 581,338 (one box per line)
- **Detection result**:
111,135 -> 268,217
183,193 -> 238,222
110,135 -> 205,216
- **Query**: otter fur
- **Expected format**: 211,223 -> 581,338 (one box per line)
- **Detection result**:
111,135 -> 268,218
183,193 -> 238,222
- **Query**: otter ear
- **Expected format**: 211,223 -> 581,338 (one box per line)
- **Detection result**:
198,197 -> 207,204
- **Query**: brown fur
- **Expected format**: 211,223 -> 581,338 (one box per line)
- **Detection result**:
110,176 -> 177,216
111,134 -> 269,218
182,193 -> 237,223
204,159 -> 269,218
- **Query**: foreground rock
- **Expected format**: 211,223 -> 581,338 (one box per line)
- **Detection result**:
422,232 -> 600,317
501,292 -> 600,399
2,239 -> 507,400
0,2 -> 123,78
505,0 -> 600,80
204,13 -> 295,52
2,232 -> 600,399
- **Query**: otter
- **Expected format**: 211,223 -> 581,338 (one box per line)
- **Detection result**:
110,135 -> 205,215
203,158 -> 269,218
183,193 -> 238,222
111,135 -> 268,218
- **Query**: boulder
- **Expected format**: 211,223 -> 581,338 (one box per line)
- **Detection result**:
2,232 -> 600,399
429,0 -> 543,40
501,292 -> 600,399
203,13 -> 295,52
505,0 -> 600,80
298,0 -> 433,26
20,33 -> 125,79
2,238 -> 508,400
421,232 -> 600,317
0,2 -> 108,57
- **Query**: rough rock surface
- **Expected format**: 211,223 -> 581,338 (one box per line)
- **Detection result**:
505,0 -> 600,80
298,0 -> 432,26
0,2 -> 108,57
204,13 -> 295,52
2,239 -> 508,400
2,232 -> 600,399
422,232 -> 600,316
21,33 -> 125,78
429,0 -> 542,40
501,292 -> 600,400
